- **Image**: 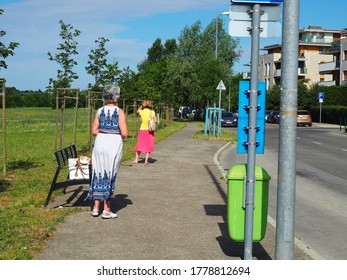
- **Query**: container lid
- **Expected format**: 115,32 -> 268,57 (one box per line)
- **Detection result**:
227,164 -> 271,180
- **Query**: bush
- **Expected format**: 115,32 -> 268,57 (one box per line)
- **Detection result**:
310,105 -> 347,124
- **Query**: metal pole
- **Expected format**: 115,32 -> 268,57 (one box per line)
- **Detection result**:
228,84 -> 231,112
215,17 -> 218,60
74,91 -> 79,145
275,0 -> 300,260
218,88 -> 222,137
319,102 -> 322,123
61,90 -> 66,149
244,3 -> 261,260
55,89 -> 59,151
340,40 -> 343,86
1,79 -> 6,176
88,91 -> 91,149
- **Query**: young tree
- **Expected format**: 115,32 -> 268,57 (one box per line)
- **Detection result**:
103,60 -> 121,86
86,37 -> 109,91
47,19 -> 81,89
0,9 -> 19,72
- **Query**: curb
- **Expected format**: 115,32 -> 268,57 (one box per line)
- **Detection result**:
213,141 -> 231,179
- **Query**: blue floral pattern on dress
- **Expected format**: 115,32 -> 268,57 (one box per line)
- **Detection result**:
88,170 -> 117,201
99,107 -> 120,134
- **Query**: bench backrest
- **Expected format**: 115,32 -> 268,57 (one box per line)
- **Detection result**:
55,145 -> 78,169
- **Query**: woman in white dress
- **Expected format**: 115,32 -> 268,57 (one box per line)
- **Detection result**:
87,84 -> 128,219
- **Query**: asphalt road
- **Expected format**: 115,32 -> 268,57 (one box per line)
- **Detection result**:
220,124 -> 347,260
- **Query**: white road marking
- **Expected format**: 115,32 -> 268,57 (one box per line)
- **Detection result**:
313,142 -> 323,145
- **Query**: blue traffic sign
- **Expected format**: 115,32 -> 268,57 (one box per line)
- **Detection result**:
318,92 -> 325,100
237,81 -> 266,154
231,0 -> 283,3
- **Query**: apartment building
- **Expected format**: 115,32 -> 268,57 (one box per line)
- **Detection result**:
318,30 -> 347,86
259,25 -> 342,90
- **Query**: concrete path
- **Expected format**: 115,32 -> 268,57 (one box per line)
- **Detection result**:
36,123 -> 311,260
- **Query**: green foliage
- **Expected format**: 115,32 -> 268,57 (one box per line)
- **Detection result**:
118,66 -> 137,100
164,18 -> 241,109
228,73 -> 243,112
0,9 -> 20,71
0,87 -> 92,109
265,81 -> 347,124
85,37 -> 121,91
85,37 -> 109,90
0,87 -> 52,108
47,20 -> 81,89
310,105 -> 347,124
266,84 -> 281,109
118,18 -> 241,111
308,84 -> 347,107
134,37 -> 178,103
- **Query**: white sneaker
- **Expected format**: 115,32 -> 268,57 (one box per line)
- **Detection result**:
90,209 -> 99,217
102,211 -> 118,219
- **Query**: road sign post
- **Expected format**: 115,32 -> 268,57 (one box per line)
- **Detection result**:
318,92 -> 324,123
228,0 -> 283,260
216,80 -> 226,137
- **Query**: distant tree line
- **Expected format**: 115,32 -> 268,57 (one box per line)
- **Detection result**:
2,17 -> 243,112
2,12 -> 347,121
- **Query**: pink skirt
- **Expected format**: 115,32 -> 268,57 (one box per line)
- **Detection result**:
134,130 -> 155,153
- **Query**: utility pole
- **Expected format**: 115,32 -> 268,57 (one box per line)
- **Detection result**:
275,0 -> 300,260
229,0 -> 283,260
243,3 -> 261,260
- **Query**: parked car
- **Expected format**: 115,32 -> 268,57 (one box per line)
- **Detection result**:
178,106 -> 192,118
221,111 -> 238,127
265,110 -> 272,122
297,110 -> 312,127
267,111 -> 280,124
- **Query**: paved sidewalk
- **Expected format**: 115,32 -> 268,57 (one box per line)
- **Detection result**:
36,123 -> 311,260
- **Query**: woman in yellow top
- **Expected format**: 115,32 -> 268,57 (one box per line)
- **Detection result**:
133,100 -> 157,165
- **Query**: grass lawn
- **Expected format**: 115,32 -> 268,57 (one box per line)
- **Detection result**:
0,108 -> 235,259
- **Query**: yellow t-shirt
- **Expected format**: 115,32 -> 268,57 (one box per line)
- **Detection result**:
139,108 -> 155,130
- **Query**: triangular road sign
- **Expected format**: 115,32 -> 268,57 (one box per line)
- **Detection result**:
216,80 -> 226,90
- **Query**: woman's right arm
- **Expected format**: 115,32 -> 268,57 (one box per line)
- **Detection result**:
91,113 -> 100,136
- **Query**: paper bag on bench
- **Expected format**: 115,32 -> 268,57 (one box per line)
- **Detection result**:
68,156 -> 91,180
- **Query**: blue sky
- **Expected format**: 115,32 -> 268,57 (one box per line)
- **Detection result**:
1,0 -> 346,91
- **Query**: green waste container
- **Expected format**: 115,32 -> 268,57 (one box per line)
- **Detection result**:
227,164 -> 271,242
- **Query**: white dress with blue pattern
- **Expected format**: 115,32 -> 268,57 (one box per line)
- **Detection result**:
87,106 -> 123,201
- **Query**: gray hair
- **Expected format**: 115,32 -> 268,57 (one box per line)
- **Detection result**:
103,84 -> 120,104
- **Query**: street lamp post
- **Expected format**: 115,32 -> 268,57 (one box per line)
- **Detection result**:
215,11 -> 230,60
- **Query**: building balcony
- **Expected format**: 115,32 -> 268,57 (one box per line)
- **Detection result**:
318,80 -> 336,86
319,61 -> 339,73
273,68 -> 307,77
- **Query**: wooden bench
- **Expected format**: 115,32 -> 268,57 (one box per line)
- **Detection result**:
44,144 -> 91,207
